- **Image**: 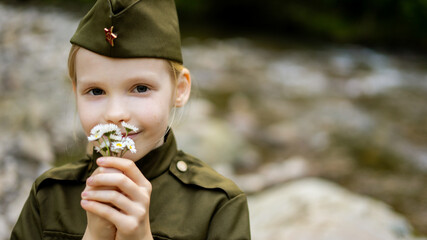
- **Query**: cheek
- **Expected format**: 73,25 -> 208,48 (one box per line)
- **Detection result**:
152,107 -> 170,125
76,99 -> 99,135
137,102 -> 171,128
77,109 -> 92,135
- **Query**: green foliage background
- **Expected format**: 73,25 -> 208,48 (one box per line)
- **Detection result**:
5,0 -> 427,50
178,0 -> 426,49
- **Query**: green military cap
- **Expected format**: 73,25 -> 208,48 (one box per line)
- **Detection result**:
70,0 -> 183,64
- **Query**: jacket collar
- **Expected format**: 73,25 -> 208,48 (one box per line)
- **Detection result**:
134,130 -> 177,180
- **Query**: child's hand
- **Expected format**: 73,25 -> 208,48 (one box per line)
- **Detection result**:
81,157 -> 153,240
81,167 -> 119,240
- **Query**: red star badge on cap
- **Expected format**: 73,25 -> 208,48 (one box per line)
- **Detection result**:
104,26 -> 117,47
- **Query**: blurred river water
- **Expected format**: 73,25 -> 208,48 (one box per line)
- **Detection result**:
0,3 -> 426,239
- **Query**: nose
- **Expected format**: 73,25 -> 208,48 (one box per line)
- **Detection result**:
104,96 -> 131,124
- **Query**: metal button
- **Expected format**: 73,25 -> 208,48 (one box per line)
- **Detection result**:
177,160 -> 188,172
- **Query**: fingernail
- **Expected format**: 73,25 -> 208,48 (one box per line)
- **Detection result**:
81,200 -> 89,206
97,158 -> 105,165
81,191 -> 88,199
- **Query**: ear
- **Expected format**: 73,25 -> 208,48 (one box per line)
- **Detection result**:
174,68 -> 191,107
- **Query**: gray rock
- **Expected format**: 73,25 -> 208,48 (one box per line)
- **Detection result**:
6,178 -> 34,227
174,98 -> 249,166
16,131 -> 54,164
232,156 -> 310,193
249,178 -> 424,240
0,217 -> 9,240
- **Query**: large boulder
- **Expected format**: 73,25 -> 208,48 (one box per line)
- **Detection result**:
249,178 -> 424,240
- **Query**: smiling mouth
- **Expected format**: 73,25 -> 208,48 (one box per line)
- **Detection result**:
123,132 -> 140,139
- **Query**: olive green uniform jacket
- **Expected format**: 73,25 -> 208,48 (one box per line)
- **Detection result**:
11,132 -> 251,239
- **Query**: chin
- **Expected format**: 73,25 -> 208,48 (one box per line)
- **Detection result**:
122,151 -> 143,162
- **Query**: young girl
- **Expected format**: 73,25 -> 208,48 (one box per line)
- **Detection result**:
11,0 -> 250,239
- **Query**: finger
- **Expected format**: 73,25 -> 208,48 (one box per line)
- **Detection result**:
85,167 -> 123,192
97,167 -> 122,174
96,157 -> 150,187
87,173 -> 150,202
81,199 -> 145,233
81,199 -> 123,224
81,190 -> 134,214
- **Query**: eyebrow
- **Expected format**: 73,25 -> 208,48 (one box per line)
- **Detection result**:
76,78 -> 105,88
126,76 -> 157,84
76,75 -> 158,88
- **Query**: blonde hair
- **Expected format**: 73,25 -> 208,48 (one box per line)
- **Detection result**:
67,44 -> 80,85
67,44 -> 184,85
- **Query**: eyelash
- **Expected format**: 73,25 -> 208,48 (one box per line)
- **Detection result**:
86,85 -> 149,96
87,88 -> 104,96
132,85 -> 149,93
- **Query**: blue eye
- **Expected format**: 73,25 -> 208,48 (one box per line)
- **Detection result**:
89,88 -> 104,95
134,85 -> 148,93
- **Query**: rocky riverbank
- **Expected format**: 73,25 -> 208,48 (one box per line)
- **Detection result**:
1,3 -> 426,239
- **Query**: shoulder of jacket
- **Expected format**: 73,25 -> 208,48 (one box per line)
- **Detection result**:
169,151 -> 243,199
34,156 -> 93,190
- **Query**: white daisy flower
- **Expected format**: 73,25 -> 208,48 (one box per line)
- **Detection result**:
124,138 -> 137,153
99,139 -> 110,149
109,133 -> 123,141
88,132 -> 103,142
121,121 -> 139,133
124,137 -> 135,145
112,141 -> 125,149
127,144 -> 137,153
90,124 -> 105,135
103,123 -> 121,135
90,123 -> 121,136
111,141 -> 126,153
89,123 -> 138,156
110,147 -> 121,154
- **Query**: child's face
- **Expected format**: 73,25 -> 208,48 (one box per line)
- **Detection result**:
74,48 -> 176,161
